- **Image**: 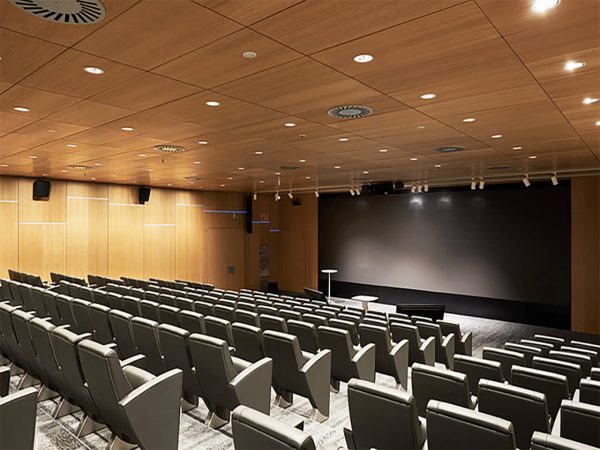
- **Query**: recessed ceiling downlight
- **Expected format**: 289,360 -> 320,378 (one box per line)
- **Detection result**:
328,105 -> 373,119
9,0 -> 106,25
154,144 -> 186,154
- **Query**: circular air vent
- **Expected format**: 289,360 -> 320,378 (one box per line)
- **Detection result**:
154,145 -> 186,154
9,0 -> 106,25
328,105 -> 373,120
279,165 -> 298,171
436,146 -> 464,153
67,164 -> 92,171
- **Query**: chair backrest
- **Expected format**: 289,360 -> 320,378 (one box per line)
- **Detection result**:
122,296 -> 141,316
287,320 -> 319,354
131,317 -> 165,375
560,400 -> 600,448
158,305 -> 181,327
532,356 -> 582,396
259,314 -> 288,333
139,300 -> 160,322
416,321 -> 443,343
390,322 -> 422,360
157,324 -> 199,399
56,294 -> 77,327
28,317 -> 63,394
231,323 -> 265,363
302,313 -> 328,328
346,378 -> 425,450
318,326 -> 356,380
214,304 -> 237,323
178,310 -> 205,334
232,405 -> 316,450
482,347 -> 526,380
263,331 -> 305,389
548,350 -> 592,377
175,297 -> 194,311
279,309 -> 302,321
510,365 -> 569,418
159,293 -> 176,307
530,431 -> 598,450
0,387 -> 38,450
237,302 -> 257,313
478,379 -> 549,450
569,340 -> 600,355
361,317 -> 387,328
533,334 -> 564,349
193,301 -> 214,316
560,346 -> 599,367
520,339 -> 554,356
257,305 -> 278,316
204,316 -> 235,347
328,318 -> 360,346
454,354 -> 503,396
426,400 -> 516,450
578,379 -> 600,406
12,309 -> 44,378
108,309 -> 137,358
591,368 -> 600,381
107,292 -> 124,310
43,290 -> 62,323
438,321 -> 461,338
358,324 -> 392,364
89,303 -> 114,344
0,303 -> 20,362
143,291 -> 160,302
235,309 -> 260,327
91,289 -> 108,306
71,298 -> 94,334
337,312 -> 361,324
29,286 -> 48,316
411,363 -> 471,417
504,343 -> 543,365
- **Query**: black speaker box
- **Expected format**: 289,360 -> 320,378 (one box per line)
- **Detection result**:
33,179 -> 51,201
138,186 -> 151,204
246,194 -> 253,234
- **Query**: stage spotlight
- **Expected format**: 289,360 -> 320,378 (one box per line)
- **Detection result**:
252,192 -> 257,201
315,190 -> 319,198
287,191 -> 293,199
522,175 -> 531,187
275,192 -> 281,201
356,187 -> 361,196
551,173 -> 559,186
350,188 -> 356,196
410,184 -> 417,193
470,178 -> 477,190
417,184 -> 422,193
479,178 -> 485,190
424,182 -> 429,192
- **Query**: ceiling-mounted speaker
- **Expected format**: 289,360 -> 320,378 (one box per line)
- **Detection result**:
138,187 -> 151,205
33,179 -> 51,201
246,194 -> 253,234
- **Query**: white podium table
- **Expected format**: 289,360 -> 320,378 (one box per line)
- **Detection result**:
320,269 -> 338,302
351,295 -> 379,311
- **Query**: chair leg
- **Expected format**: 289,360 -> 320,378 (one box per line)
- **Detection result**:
106,435 -> 137,450
309,408 -> 328,423
37,385 -> 60,401
330,379 -> 340,393
181,397 -> 197,413
77,415 -> 106,437
275,391 -> 293,408
17,373 -> 39,389
205,410 -> 229,429
52,398 -> 80,418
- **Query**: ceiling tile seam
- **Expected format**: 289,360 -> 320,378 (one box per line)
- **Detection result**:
472,0 -> 597,161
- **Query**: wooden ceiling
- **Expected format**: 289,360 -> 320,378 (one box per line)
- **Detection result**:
0,0 -> 598,192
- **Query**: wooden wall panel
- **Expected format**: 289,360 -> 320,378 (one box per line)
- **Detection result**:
175,190 -> 204,282
144,226 -> 175,280
206,227 -> 245,289
66,182 -> 108,278
0,177 -> 19,278
18,223 -> 66,280
571,176 -> 600,334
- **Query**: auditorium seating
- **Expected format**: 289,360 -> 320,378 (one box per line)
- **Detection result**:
390,322 -> 436,366
415,321 -> 455,369
531,432 -> 598,450
0,387 -> 38,450
511,365 -> 569,419
454,354 -> 504,396
555,400 -> 600,447
358,323 -> 409,388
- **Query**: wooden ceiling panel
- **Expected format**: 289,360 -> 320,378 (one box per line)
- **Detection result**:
75,0 -> 241,69
0,111 -> 38,134
195,0 -> 303,25
0,85 -> 80,118
48,100 -> 135,128
0,28 -> 66,84
0,0 -> 139,46
252,0 -> 465,54
154,28 -> 302,88
20,49 -> 142,99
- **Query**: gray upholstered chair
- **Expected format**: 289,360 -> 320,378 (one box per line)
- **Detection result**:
358,324 -> 408,388
411,363 -> 476,417
576,378 -> 600,406
390,322 -> 435,366
329,318 -> 360,346
56,294 -> 77,328
561,346 -> 599,367
108,310 -> 137,359
121,296 -> 141,316
235,309 -> 260,327
482,347 -> 526,380
531,431 -> 598,450
438,321 -> 472,356
548,350 -> 592,378
279,309 -> 302,321
11,310 -> 47,391
232,405 -> 316,450
157,304 -> 180,327
557,400 -> 600,447
193,300 -> 214,317
478,379 -> 550,450
43,290 -> 62,324
262,330 -> 331,422
569,340 -> 600,355
415,321 -> 455,369
158,324 -> 204,411
0,367 -> 9,397
205,316 -> 235,348
71,298 -> 94,335
130,317 -> 166,376
175,297 -> 194,312
302,313 -> 328,328
511,365 -> 569,419
178,310 -> 205,334
30,286 -> 48,317
237,302 -> 257,313
344,378 -> 426,450
0,387 -> 38,450
592,368 -> 600,381
88,303 -> 114,344
78,339 -> 182,449
520,339 -> 554,356
189,334 -> 273,428
139,300 -> 160,322
426,400 -> 516,450
287,320 -> 319,354
533,357 -> 582,397
106,292 -> 124,311
505,343 -> 543,366
533,334 -> 565,349
259,314 -> 288,333
214,304 -> 237,323
318,326 -> 375,390
232,323 -> 265,363
454,354 -> 503,396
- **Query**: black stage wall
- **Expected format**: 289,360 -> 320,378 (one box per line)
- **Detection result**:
318,182 -> 571,328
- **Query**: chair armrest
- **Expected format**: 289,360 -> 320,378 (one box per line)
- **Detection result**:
0,386 -> 37,407
420,336 -> 436,366
119,369 -> 183,449
391,339 -> 409,388
344,426 -> 357,450
462,331 -> 473,356
442,333 -> 455,368
230,357 -> 273,415
121,354 -> 146,369
302,350 -> 331,417
352,343 -> 376,381
0,366 -> 10,396
351,343 -> 375,364
300,349 -> 331,374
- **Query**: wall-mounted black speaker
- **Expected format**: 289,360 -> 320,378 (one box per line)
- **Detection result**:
138,186 -> 151,204
33,179 -> 51,201
246,194 -> 253,234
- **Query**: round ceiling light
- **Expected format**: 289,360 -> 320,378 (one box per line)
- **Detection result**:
13,106 -> 29,112
531,0 -> 560,13
564,60 -> 585,71
353,54 -> 374,63
420,93 -> 436,100
84,66 -> 104,74
205,101 -> 220,107
242,51 -> 257,59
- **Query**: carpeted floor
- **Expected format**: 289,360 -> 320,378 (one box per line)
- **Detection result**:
12,297 -> 598,450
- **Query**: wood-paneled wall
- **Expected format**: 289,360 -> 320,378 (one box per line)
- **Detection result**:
571,176 -> 600,335
0,176 -> 318,293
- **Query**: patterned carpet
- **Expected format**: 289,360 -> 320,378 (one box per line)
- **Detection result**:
12,297 -> 597,450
